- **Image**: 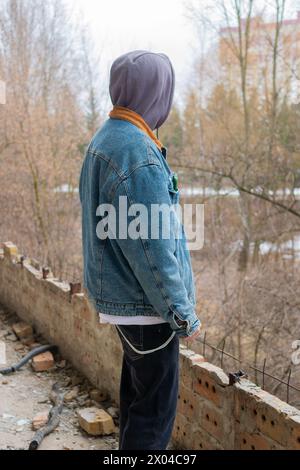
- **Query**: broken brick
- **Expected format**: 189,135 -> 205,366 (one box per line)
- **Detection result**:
32,411 -> 49,430
12,322 -> 33,340
32,351 -> 54,372
77,407 -> 115,436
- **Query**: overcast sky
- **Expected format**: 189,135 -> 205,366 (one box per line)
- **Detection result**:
72,0 -> 201,98
71,0 -> 300,105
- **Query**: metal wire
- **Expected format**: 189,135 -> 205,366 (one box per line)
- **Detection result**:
196,333 -> 300,403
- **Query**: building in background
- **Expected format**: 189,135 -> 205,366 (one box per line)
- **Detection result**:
219,11 -> 300,102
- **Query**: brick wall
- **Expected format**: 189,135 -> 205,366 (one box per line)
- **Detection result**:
0,242 -> 300,450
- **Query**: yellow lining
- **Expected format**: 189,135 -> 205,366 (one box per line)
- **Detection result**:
109,106 -> 163,151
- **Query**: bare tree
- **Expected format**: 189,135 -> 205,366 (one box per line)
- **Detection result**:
177,0 -> 300,405
0,0 -> 104,276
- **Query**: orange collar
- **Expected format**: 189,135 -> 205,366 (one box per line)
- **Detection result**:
109,106 -> 163,151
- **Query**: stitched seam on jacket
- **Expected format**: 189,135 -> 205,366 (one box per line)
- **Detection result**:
88,147 -> 161,203
88,149 -> 124,179
111,161 -> 161,202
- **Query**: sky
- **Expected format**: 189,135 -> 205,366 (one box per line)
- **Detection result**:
70,0 -> 300,106
72,0 -> 200,99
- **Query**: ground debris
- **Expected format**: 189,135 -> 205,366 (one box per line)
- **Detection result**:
0,304 -> 118,450
64,387 -> 79,403
12,322 -> 33,340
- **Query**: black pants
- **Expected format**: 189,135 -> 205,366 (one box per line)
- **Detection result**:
116,323 -> 179,450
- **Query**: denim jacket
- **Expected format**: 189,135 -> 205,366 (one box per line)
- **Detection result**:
79,118 -> 200,337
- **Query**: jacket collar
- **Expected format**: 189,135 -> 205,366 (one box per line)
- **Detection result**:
109,106 -> 164,151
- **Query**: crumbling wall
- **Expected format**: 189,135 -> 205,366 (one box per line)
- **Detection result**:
0,242 -> 300,450
0,242 -> 121,399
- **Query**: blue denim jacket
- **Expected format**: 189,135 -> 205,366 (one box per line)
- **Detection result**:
79,118 -> 200,337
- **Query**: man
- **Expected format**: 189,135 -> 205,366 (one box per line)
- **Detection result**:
79,50 -> 201,450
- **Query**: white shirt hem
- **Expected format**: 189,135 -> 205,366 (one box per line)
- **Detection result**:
99,313 -> 167,325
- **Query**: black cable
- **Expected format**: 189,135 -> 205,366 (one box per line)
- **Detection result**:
28,383 -> 65,450
0,344 -> 57,375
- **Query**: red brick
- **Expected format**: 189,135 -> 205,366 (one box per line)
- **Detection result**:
193,362 -> 228,407
234,381 -> 292,445
32,351 -> 54,372
177,384 -> 201,421
191,426 -> 224,450
173,412 -> 190,448
12,322 -> 33,340
236,431 -> 276,450
200,403 -> 225,442
180,347 -> 206,391
287,415 -> 300,450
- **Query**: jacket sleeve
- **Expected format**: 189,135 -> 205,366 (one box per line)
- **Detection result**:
110,162 -> 200,337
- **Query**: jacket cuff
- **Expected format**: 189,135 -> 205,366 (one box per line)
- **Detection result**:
168,311 -> 201,337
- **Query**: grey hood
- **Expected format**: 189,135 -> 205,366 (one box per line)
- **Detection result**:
109,50 -> 175,130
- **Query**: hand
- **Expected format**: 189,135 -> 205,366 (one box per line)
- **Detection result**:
185,325 -> 201,343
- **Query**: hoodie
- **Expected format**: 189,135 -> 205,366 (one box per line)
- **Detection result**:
109,50 -> 175,131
